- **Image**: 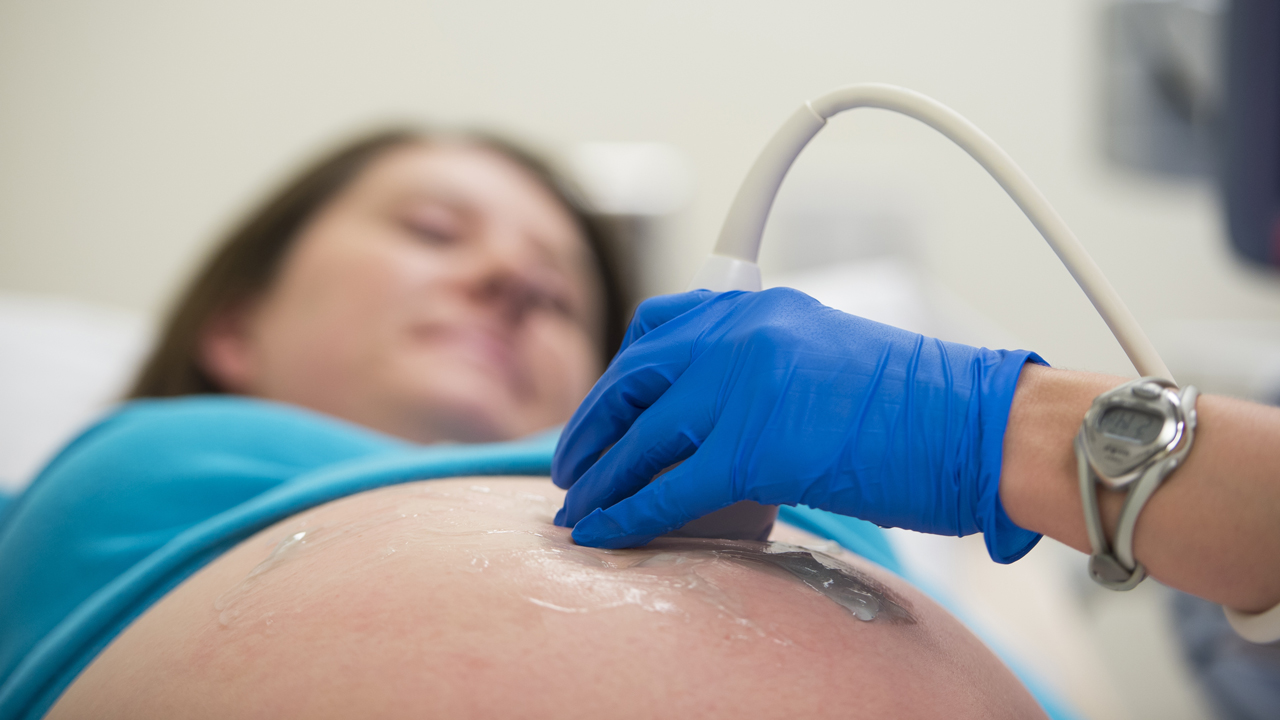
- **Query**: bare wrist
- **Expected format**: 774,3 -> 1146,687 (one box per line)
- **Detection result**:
999,365 -> 1125,553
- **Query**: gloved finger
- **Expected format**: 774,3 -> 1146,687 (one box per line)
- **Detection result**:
552,325 -> 703,489
617,290 -> 720,355
569,435 -> 738,548
555,381 -> 713,527
554,290 -> 751,490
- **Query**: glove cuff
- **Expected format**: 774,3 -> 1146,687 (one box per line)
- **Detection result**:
984,489 -> 1042,563
977,349 -> 1047,564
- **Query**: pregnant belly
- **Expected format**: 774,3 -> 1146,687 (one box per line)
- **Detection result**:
48,477 -> 1044,720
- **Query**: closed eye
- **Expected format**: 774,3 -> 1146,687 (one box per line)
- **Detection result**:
401,218 -> 460,246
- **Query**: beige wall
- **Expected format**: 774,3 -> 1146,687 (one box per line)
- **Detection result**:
3,0 -> 1279,377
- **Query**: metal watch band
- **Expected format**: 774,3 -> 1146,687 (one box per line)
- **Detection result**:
1077,382 -> 1198,591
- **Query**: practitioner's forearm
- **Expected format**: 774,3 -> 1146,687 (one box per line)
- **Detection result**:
999,364 -> 1280,613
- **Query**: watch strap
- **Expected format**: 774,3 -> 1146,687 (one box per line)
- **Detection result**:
1078,384 -> 1198,591
1078,433 -> 1146,590
1114,385 -> 1197,568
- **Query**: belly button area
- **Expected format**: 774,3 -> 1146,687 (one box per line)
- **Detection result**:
728,541 -> 914,624
513,535 -> 914,649
551,538 -> 912,623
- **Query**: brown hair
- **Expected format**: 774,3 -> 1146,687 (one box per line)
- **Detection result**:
127,128 -> 628,399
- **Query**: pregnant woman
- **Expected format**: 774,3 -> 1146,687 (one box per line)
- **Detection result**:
0,129 -> 1046,719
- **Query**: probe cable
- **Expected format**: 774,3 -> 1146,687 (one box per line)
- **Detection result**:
691,83 -> 1174,382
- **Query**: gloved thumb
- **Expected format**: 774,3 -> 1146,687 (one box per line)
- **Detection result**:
569,441 -> 737,548
618,290 -> 721,353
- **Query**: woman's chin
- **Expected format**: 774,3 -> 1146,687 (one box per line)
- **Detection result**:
377,353 -> 574,443
394,380 -> 535,444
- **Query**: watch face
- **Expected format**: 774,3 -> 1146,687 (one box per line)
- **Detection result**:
1098,406 -> 1163,444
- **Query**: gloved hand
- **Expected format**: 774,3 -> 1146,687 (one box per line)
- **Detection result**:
553,288 -> 1044,563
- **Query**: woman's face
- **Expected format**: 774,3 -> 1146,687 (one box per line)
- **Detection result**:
202,142 -> 606,444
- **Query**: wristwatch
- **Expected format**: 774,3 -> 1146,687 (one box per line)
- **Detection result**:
1075,377 -> 1198,591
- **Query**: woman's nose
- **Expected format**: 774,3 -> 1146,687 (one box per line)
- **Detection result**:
462,233 -> 542,324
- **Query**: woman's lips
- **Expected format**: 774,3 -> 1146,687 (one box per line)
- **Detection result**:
409,323 -> 521,387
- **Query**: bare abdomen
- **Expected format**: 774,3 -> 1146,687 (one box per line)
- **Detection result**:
48,478 -> 1045,720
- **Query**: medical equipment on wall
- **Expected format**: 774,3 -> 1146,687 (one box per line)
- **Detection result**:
1222,0 -> 1280,267
678,82 -> 1174,547
1100,0 -> 1279,267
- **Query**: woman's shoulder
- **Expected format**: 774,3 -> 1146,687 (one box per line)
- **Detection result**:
48,395 -> 408,482
20,396 -> 403,503
2,394 -> 411,564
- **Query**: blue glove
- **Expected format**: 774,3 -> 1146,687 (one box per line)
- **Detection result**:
553,288 -> 1044,563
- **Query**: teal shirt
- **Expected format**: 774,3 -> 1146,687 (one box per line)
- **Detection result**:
0,397 -> 558,718
0,396 -> 927,720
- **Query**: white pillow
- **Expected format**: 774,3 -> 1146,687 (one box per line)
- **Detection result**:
0,294 -> 151,493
